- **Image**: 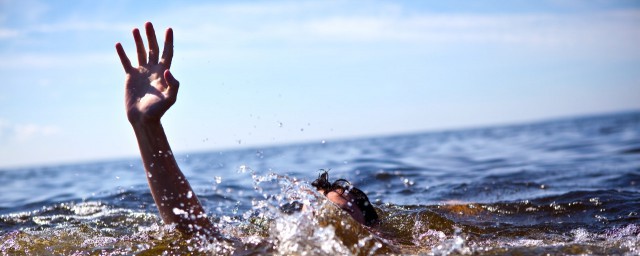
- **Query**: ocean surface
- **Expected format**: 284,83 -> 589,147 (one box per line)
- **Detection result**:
1,111 -> 639,255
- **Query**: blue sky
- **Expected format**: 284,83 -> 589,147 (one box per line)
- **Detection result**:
1,0 -> 639,168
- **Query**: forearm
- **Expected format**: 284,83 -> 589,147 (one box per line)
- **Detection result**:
131,121 -> 214,236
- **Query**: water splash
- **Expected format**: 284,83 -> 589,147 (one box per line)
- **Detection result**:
2,112 -> 639,255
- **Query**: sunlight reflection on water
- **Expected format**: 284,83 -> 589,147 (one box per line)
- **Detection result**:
1,112 -> 639,254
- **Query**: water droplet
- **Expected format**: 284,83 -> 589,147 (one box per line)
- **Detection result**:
173,207 -> 187,216
115,176 -> 120,180
186,191 -> 193,199
321,140 -> 326,144
215,176 -> 222,184
403,178 -> 415,187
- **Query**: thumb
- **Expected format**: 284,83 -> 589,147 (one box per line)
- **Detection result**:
164,69 -> 180,97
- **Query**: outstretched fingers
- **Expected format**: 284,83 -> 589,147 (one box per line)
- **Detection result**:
115,43 -> 133,73
145,22 -> 160,65
133,28 -> 147,66
160,28 -> 174,68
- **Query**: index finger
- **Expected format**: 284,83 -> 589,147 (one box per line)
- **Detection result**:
159,28 -> 174,68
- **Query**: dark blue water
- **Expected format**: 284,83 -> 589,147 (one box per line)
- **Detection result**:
1,111 -> 639,255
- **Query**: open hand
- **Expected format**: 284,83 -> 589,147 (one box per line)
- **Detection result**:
116,22 -> 178,124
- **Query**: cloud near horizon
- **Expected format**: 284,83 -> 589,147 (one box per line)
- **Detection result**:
0,119 -> 59,143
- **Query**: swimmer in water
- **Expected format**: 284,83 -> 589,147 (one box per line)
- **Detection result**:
115,22 -> 378,238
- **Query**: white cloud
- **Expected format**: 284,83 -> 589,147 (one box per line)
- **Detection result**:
0,119 -> 59,142
164,2 -> 640,54
14,123 -> 58,141
3,2 -> 639,70
0,52 -> 114,69
29,21 -> 131,34
0,28 -> 20,39
0,0 -> 49,25
0,2 -> 640,75
208,1 -> 321,16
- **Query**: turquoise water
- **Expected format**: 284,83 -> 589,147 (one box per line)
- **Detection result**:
1,111 -> 639,255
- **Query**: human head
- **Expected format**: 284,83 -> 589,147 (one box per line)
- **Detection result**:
311,171 -> 379,226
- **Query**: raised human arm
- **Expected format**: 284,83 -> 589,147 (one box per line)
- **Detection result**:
115,22 -> 216,237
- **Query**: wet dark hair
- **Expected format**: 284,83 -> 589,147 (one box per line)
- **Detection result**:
311,170 -> 379,226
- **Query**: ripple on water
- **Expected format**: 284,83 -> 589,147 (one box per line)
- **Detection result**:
1,112 -> 640,254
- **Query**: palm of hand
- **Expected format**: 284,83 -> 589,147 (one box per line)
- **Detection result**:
116,22 -> 178,124
125,66 -> 173,123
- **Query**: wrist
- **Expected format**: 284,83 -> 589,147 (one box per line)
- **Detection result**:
128,111 -> 161,127
130,119 -> 162,133
130,119 -> 173,162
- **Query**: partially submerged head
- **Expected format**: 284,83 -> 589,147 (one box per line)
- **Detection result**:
311,171 -> 379,226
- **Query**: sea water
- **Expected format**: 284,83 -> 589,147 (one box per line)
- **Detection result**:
1,111 -> 639,255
